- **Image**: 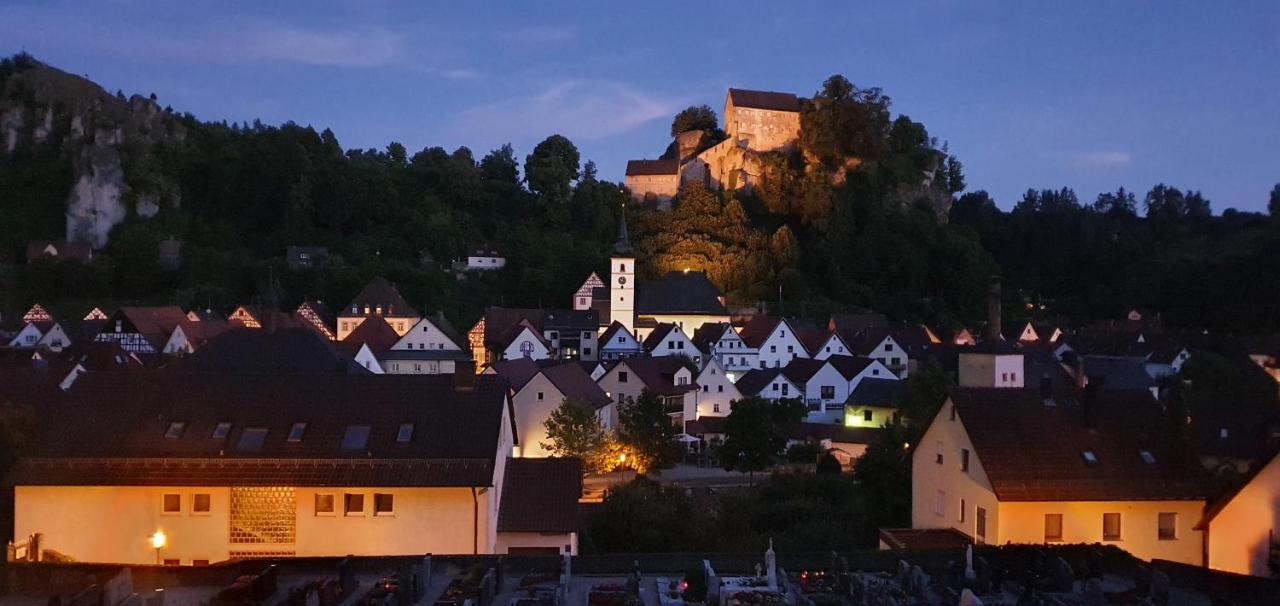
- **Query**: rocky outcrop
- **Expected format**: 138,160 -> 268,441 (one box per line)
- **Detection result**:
0,58 -> 185,249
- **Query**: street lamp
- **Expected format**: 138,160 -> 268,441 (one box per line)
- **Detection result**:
150,531 -> 166,565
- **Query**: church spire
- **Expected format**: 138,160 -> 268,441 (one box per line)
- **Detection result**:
614,204 -> 633,255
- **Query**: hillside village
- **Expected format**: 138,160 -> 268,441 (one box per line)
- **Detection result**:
4,169 -> 1280,582
3,49 -> 1280,604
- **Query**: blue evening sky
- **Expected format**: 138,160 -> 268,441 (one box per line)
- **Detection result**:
3,1 -> 1277,211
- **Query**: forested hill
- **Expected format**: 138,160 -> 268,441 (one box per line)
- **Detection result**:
1,53 -> 1277,334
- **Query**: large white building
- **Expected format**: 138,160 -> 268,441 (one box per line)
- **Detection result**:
6,371 -> 582,563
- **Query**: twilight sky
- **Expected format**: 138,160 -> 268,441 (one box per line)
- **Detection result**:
3,1 -> 1277,211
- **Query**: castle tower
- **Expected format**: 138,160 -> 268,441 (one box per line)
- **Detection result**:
611,209 -> 635,334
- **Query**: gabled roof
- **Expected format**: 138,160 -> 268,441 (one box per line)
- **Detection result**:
798,329 -> 844,356
616,357 -> 697,396
948,387 -> 1212,501
487,358 -> 543,392
845,378 -> 905,407
734,368 -> 787,397
635,272 -> 727,316
599,321 -> 642,350
727,88 -> 801,112
846,327 -> 894,356
293,301 -> 336,339
542,362 -> 611,409
480,307 -> 545,349
1081,356 -> 1156,391
175,317 -> 231,350
342,276 -> 419,318
498,458 -> 582,533
826,355 -> 879,381
625,159 -> 679,176
26,240 -> 92,262
781,358 -> 827,385
110,307 -> 189,350
340,316 -> 401,355
827,312 -> 887,335
541,309 -> 598,332
642,322 -> 683,351
1195,448 -> 1280,530
181,327 -> 368,375
691,322 -> 734,352
5,372 -> 509,487
738,315 -> 784,349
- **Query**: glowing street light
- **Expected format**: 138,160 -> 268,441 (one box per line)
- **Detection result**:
150,531 -> 166,564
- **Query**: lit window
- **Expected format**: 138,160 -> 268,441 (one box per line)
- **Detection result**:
315,494 -> 335,515
212,422 -> 232,439
374,493 -> 394,516
341,425 -> 372,450
165,422 -> 186,439
1139,450 -> 1155,464
1158,512 -> 1177,540
344,493 -> 365,516
1219,427 -> 1229,439
237,427 -> 268,451
1045,513 -> 1063,542
1103,512 -> 1122,541
162,494 -> 181,513
193,493 -> 211,514
287,422 -> 307,442
397,423 -> 414,443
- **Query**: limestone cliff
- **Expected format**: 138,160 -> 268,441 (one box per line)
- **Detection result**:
0,56 -> 185,249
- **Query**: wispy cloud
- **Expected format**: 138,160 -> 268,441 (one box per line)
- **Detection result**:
233,24 -> 403,68
448,79 -> 676,143
1071,151 -> 1132,169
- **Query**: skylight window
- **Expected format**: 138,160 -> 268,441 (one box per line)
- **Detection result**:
287,422 -> 308,442
341,425 -> 372,450
1139,450 -> 1156,464
396,423 -> 414,443
211,422 -> 232,439
237,427 -> 268,451
1081,450 -> 1099,465
164,422 -> 186,439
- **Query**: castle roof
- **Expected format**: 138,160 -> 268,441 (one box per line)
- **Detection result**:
624,159 -> 679,176
728,88 -> 802,112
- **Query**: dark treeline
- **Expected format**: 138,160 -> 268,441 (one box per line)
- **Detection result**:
3,55 -> 1278,334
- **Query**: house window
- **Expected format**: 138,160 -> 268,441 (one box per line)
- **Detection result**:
162,494 -> 181,514
344,493 -> 365,516
374,493 -> 394,516
821,386 -> 835,399
1103,513 -> 1122,541
287,422 -> 307,442
934,490 -> 946,516
713,403 -> 720,413
884,343 -> 892,352
537,392 -> 545,401
935,441 -> 944,465
961,448 -> 970,473
781,384 -> 789,396
703,385 -> 709,392
396,423 -> 414,442
1001,373 -> 1008,382
193,493 -> 211,514
212,422 -> 232,439
1139,450 -> 1155,464
1011,372 -> 1017,382
976,507 -> 987,541
1158,512 -> 1177,540
770,345 -> 777,353
237,427 -> 268,451
618,371 -> 628,383
959,498 -> 967,523
1082,450 -> 1098,465
165,422 -> 186,439
717,385 -> 724,393
786,346 -> 793,353
861,409 -> 872,422
1045,514 -> 1063,542
584,347 -> 592,356
872,368 -> 880,376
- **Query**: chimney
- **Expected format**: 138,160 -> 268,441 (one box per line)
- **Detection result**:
453,361 -> 477,391
986,281 -> 1002,343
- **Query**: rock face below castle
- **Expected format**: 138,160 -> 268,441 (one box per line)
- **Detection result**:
625,88 -> 801,206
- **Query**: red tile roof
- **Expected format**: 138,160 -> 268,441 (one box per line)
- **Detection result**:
950,387 -> 1212,501
498,458 -> 582,533
340,316 -> 401,355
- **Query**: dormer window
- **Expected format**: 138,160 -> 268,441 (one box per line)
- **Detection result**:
164,422 -> 186,439
287,422 -> 307,442
1219,428 -> 1229,439
341,425 -> 372,450
211,422 -> 232,439
1139,450 -> 1155,464
397,423 -> 414,443
1082,450 -> 1098,465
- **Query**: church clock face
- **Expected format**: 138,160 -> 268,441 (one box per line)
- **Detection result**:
617,276 -> 627,286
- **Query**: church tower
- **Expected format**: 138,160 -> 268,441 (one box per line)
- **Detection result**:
611,209 -> 635,334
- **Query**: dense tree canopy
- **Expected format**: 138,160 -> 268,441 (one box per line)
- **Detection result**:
670,105 -> 718,137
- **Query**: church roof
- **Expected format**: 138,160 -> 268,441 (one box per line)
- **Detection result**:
635,271 -> 727,316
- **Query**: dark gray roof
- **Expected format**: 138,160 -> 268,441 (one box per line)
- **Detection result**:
635,271 -> 727,316
542,309 -> 599,332
845,378 -> 904,407
498,458 -> 582,533
734,368 -> 785,397
342,277 -> 418,318
625,159 -> 679,176
728,88 -> 801,112
1081,355 -> 1156,391
180,328 -> 370,375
